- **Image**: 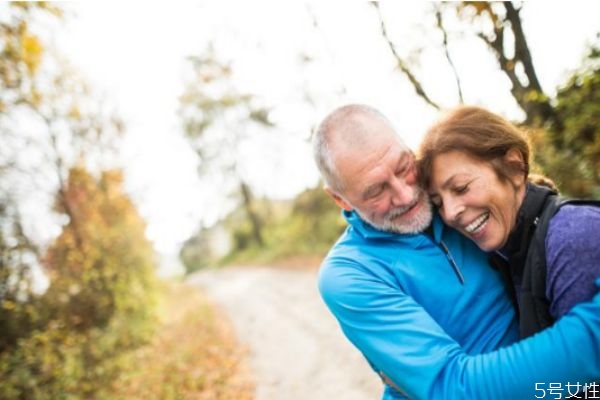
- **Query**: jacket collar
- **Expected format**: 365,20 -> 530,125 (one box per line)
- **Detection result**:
343,209 -> 443,243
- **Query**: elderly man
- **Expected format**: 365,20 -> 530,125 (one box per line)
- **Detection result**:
314,104 -> 600,399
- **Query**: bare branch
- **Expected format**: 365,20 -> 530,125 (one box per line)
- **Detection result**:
39,110 -> 85,253
504,2 -> 544,93
371,2 -> 441,110
303,2 -> 348,96
477,28 -> 527,102
487,2 -> 556,126
435,6 -> 464,103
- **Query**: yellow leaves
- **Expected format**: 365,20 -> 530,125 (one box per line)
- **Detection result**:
457,1 -> 499,26
67,104 -> 81,120
108,283 -> 254,399
1,300 -> 16,311
461,1 -> 493,16
43,164 -> 158,334
524,89 -> 550,104
20,32 -> 43,74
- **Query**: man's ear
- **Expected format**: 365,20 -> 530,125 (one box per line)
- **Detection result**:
324,186 -> 353,211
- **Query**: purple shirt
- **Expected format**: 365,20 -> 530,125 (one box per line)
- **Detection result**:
546,204 -> 600,318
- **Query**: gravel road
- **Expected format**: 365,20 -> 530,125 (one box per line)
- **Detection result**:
187,266 -> 381,400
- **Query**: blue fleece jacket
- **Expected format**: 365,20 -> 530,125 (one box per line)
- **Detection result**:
319,210 -> 600,399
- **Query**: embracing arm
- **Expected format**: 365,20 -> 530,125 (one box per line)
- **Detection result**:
320,264 -> 600,399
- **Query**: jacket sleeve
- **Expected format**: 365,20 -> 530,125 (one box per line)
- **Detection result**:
319,262 -> 600,400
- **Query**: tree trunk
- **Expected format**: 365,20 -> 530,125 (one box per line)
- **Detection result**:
239,181 -> 264,247
484,2 -> 560,128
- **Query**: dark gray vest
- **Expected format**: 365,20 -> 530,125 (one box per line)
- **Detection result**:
508,185 -> 600,338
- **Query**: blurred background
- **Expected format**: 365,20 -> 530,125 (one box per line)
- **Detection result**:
1,2 -> 599,399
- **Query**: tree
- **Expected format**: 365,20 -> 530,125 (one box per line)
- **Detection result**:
0,3 -> 61,112
457,2 -> 556,127
0,2 -> 65,352
179,47 -> 275,248
371,1 -> 599,195
0,2 -> 123,309
1,167 -> 158,399
531,37 -> 600,196
373,2 -> 556,126
44,167 -> 157,333
179,227 -> 221,273
0,5 -> 156,396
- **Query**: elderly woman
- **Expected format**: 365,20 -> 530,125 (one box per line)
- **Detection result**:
418,105 -> 600,337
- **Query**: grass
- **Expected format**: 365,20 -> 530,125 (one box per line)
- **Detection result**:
107,281 -> 254,400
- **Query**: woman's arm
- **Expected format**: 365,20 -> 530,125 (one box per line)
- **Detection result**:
546,204 -> 600,318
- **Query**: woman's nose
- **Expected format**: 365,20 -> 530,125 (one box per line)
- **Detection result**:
443,197 -> 465,222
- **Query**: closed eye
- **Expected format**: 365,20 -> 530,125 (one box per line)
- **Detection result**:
395,159 -> 413,178
395,166 -> 407,177
453,184 -> 469,194
364,184 -> 385,201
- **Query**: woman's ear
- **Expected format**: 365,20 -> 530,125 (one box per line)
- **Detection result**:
504,148 -> 527,187
504,148 -> 525,164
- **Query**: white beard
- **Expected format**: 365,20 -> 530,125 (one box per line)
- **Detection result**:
356,193 -> 433,235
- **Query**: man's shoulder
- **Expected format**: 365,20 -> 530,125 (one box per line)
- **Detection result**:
318,235 -> 401,303
318,240 -> 374,290
317,251 -> 408,315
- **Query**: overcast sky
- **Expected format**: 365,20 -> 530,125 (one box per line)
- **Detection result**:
53,1 -> 600,258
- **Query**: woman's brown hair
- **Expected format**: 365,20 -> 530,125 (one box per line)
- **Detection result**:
418,105 -> 531,190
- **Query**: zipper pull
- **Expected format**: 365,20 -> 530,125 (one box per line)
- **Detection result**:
440,240 -> 465,285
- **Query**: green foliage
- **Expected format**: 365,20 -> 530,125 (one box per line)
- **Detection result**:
1,1 -> 124,337
0,296 -> 41,353
0,3 -> 51,109
0,167 -> 159,399
533,37 -> 600,197
0,4 -> 152,396
0,1 -> 63,357
44,168 -> 158,332
182,185 -> 345,270
268,186 -> 346,257
0,324 -> 141,400
179,227 -> 219,273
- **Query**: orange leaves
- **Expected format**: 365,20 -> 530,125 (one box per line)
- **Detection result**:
109,283 -> 254,400
0,164 -> 160,398
455,2 -> 501,29
44,164 -> 158,332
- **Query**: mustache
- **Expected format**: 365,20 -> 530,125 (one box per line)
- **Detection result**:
384,194 -> 421,221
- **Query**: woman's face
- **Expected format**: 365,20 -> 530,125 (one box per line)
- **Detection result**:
427,150 -> 525,251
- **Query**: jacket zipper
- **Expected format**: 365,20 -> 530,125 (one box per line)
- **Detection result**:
439,240 -> 465,285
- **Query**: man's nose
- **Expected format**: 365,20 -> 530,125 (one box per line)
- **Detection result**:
389,177 -> 416,207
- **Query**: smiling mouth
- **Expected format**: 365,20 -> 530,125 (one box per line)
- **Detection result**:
464,212 -> 489,234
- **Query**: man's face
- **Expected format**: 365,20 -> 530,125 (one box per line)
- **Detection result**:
330,120 -> 432,234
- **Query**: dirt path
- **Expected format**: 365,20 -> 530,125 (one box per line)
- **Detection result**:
187,266 -> 381,400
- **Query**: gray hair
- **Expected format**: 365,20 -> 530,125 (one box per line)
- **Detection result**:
312,104 -> 396,193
